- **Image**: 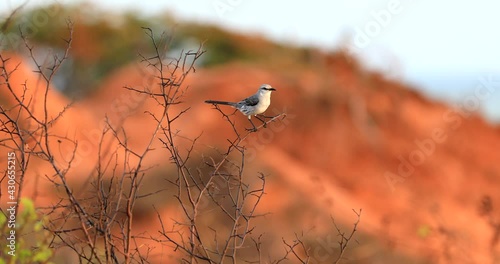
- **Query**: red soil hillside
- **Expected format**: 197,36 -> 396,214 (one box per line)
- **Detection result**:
2,50 -> 500,263
182,54 -> 500,263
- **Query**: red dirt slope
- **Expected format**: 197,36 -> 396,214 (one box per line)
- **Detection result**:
2,51 -> 500,263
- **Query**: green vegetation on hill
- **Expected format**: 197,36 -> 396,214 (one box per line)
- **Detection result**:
0,3 -> 321,98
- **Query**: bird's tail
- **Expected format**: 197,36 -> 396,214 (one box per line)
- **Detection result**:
204,100 -> 236,106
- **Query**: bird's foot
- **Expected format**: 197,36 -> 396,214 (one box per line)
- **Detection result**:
246,127 -> 258,132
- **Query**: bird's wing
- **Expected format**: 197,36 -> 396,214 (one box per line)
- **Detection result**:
240,95 -> 259,106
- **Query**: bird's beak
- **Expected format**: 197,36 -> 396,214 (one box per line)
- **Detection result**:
270,88 -> 276,91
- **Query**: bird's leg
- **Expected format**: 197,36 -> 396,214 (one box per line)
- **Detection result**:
254,115 -> 267,128
246,118 -> 258,132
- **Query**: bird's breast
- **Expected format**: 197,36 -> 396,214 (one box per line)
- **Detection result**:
253,96 -> 271,114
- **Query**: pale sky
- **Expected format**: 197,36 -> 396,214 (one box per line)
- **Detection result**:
2,0 -> 500,121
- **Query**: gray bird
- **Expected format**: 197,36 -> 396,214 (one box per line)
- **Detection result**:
205,84 -> 276,131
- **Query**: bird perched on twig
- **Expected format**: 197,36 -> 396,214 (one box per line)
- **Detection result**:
205,84 -> 276,131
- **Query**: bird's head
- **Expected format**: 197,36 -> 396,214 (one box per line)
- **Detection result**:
258,84 -> 276,94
